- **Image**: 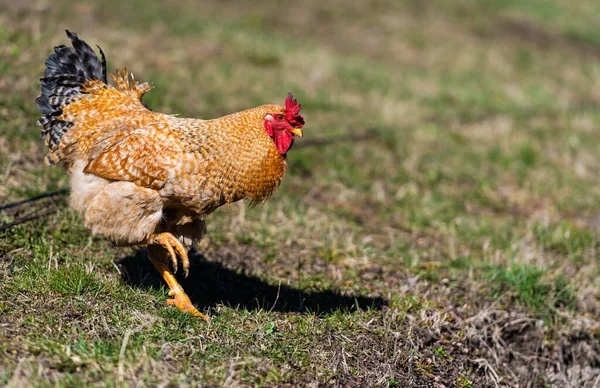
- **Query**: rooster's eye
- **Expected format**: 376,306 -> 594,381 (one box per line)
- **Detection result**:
276,114 -> 284,120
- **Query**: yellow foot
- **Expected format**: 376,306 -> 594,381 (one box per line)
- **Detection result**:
167,290 -> 210,321
148,232 -> 189,277
148,239 -> 210,321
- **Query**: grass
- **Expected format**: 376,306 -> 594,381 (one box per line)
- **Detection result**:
1,0 -> 600,386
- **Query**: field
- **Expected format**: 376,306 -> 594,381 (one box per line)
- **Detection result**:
1,0 -> 600,386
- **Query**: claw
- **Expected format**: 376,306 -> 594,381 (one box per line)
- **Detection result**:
171,237 -> 189,278
166,292 -> 210,321
149,232 -> 189,277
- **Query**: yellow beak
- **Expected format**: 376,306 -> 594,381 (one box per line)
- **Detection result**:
290,128 -> 303,138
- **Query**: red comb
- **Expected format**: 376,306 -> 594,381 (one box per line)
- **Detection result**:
285,93 -> 305,128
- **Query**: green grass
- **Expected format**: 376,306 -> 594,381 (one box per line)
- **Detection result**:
486,263 -> 576,316
1,0 -> 600,386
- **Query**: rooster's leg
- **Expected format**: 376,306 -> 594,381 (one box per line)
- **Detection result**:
146,233 -> 209,321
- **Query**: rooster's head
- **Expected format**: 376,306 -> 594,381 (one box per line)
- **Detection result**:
264,93 -> 305,155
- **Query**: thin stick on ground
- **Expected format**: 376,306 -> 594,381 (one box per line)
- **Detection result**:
0,189 -> 67,212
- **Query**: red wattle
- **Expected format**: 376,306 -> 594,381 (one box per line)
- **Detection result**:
274,132 -> 294,154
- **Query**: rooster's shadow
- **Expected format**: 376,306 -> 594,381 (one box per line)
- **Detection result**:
116,248 -> 386,315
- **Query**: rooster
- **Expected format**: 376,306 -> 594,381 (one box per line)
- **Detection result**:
35,31 -> 305,320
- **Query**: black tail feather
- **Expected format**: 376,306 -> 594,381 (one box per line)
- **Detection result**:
36,30 -> 107,157
97,45 -> 107,84
42,31 -> 106,82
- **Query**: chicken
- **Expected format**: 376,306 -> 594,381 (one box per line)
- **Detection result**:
35,31 -> 305,320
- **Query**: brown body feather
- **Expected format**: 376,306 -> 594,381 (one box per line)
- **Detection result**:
54,70 -> 288,246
